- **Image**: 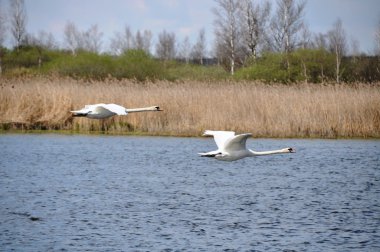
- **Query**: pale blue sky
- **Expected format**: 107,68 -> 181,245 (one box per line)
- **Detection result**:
3,0 -> 380,54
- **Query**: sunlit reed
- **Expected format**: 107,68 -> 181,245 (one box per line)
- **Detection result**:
1,77 -> 379,138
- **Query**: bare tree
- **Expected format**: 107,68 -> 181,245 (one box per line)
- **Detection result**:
350,37 -> 360,64
64,22 -> 103,54
27,30 -> 57,68
240,0 -> 271,61
313,32 -> 328,50
0,0 -> 6,47
178,36 -> 191,64
155,30 -> 176,61
135,30 -> 144,50
141,30 -> 152,54
328,18 -> 347,83
110,25 -> 134,55
268,0 -> 306,69
213,0 -> 242,75
375,17 -> 380,56
191,28 -> 207,65
134,29 -> 152,54
0,0 -> 6,74
299,22 -> 312,49
31,30 -> 57,50
64,21 -> 81,55
10,0 -> 27,50
375,17 -> 380,75
82,24 -> 103,53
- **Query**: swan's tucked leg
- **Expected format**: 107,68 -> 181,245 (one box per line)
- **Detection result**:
198,151 -> 222,157
72,112 -> 89,117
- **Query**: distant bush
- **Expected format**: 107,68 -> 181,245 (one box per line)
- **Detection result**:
235,52 -> 290,83
1,45 -> 379,83
114,50 -> 167,81
46,52 -> 115,80
3,46 -> 45,70
290,49 -> 335,83
167,63 -> 229,81
235,50 -> 336,83
43,50 -> 167,81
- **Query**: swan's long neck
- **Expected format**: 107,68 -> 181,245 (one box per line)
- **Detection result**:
125,106 -> 157,113
248,148 -> 289,156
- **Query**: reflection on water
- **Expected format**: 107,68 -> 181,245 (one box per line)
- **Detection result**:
0,134 -> 379,251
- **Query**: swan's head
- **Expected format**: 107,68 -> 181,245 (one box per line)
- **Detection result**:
287,147 -> 296,153
149,106 -> 163,111
154,106 -> 163,111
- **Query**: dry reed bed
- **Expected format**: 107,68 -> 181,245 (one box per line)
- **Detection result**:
1,77 -> 379,138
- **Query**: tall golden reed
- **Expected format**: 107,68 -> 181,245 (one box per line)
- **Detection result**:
1,77 -> 379,138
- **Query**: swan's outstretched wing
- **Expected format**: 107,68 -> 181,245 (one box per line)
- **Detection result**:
70,104 -> 98,115
203,130 -> 235,150
102,104 -> 128,115
71,104 -> 102,113
71,103 -> 127,117
223,133 -> 252,152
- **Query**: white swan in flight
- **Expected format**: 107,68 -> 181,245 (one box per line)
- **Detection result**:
71,103 -> 162,119
199,130 -> 295,161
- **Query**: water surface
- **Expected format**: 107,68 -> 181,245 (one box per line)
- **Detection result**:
0,134 -> 379,251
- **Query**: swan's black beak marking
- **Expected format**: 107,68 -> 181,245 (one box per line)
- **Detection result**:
288,148 -> 295,153
156,106 -> 163,111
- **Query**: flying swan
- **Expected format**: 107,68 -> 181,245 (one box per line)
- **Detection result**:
71,103 -> 162,119
199,130 -> 295,161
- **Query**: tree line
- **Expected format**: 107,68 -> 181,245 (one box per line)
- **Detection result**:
0,0 -> 379,83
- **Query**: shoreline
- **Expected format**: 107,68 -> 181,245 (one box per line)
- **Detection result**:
1,129 -> 379,140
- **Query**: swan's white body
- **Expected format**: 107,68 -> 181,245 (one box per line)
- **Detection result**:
71,103 -> 162,119
199,130 -> 295,161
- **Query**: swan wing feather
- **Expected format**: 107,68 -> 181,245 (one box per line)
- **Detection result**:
71,104 -> 103,113
102,104 -> 128,115
203,130 -> 235,150
223,133 -> 252,152
71,104 -> 97,114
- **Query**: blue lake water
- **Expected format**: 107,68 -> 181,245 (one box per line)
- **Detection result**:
0,134 -> 379,251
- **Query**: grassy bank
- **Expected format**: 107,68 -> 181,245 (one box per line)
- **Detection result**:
1,77 -> 379,138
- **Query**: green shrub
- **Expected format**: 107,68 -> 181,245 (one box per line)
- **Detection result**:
114,50 -> 166,81
235,50 -> 336,83
47,52 -> 115,80
167,63 -> 229,81
235,52 -> 290,83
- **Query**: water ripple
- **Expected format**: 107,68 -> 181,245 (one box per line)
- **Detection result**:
0,135 -> 379,251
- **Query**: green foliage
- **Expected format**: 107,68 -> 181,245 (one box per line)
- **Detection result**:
1,46 -> 65,77
45,52 -> 115,80
341,56 -> 380,83
1,45 -> 379,83
114,50 -> 166,81
235,49 -> 336,83
167,63 -> 229,81
42,49 -> 167,81
290,49 -> 335,83
3,46 -> 40,69
235,52 -> 290,83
